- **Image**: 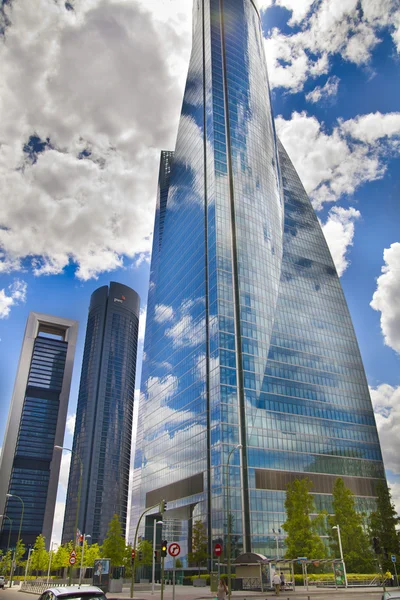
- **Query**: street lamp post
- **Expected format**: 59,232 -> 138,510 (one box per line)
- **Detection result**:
24,548 -> 34,584
0,515 -> 13,551
152,520 -> 163,595
46,542 -> 58,585
79,534 -> 90,586
54,446 -> 83,584
6,493 -> 24,588
226,444 -> 242,600
332,525 -> 348,588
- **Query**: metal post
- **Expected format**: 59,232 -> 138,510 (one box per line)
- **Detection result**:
172,557 -> 176,600
291,562 -> 295,591
394,561 -> 399,588
304,562 -> 308,591
152,520 -> 162,594
333,525 -> 348,588
160,555 -> 165,600
47,542 -> 58,585
24,548 -> 33,584
79,534 -> 90,586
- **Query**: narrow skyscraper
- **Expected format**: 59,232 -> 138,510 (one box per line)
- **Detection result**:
131,0 -> 386,559
62,283 -> 139,545
0,313 -> 78,550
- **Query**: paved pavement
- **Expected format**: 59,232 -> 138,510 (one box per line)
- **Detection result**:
0,582 -> 395,600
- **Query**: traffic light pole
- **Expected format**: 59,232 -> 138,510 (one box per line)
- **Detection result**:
160,555 -> 165,600
130,501 -> 165,598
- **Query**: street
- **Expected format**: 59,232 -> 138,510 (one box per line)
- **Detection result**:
0,584 -> 392,600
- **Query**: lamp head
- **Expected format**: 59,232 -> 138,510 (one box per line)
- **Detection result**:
6,494 -> 13,498
237,444 -> 243,449
332,526 -> 337,530
54,445 -> 63,450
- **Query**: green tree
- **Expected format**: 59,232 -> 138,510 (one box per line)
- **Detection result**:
0,550 -> 12,575
52,544 -> 70,570
137,539 -> 153,567
369,481 -> 400,572
30,534 -> 49,573
102,514 -> 126,569
84,543 -> 102,567
188,520 -> 208,576
123,544 -> 133,578
282,478 -> 327,561
15,539 -> 26,567
330,477 -> 374,573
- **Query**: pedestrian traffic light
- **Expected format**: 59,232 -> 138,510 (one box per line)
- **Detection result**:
138,551 -> 143,561
161,540 -> 168,557
131,549 -> 135,560
373,537 -> 382,555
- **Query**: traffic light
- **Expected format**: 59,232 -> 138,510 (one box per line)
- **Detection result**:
161,540 -> 168,558
373,537 -> 382,555
131,549 -> 135,561
160,499 -> 167,513
384,548 -> 389,560
138,551 -> 143,561
154,551 -> 158,561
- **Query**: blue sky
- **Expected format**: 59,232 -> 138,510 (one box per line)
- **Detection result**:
0,0 -> 399,542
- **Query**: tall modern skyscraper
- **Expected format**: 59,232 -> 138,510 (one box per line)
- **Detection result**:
0,313 -> 78,550
62,283 -> 140,545
131,0 -> 385,558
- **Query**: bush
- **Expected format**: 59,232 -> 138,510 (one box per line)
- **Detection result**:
190,574 -> 210,585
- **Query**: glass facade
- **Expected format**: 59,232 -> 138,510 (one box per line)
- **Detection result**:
62,283 -> 140,545
130,0 -> 385,560
2,336 -> 68,549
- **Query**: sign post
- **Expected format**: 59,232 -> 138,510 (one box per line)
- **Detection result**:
392,555 -> 398,587
214,544 -> 222,582
168,544 -> 180,600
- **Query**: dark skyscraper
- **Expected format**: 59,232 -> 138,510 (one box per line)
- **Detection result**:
63,283 -> 139,545
130,0 -> 385,559
0,313 -> 78,550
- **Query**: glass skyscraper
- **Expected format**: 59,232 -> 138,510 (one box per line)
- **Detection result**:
0,313 -> 78,550
130,0 -> 385,559
62,283 -> 140,545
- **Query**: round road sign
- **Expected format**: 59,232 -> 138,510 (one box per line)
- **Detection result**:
214,543 -> 222,557
69,556 -> 76,565
168,543 -> 181,557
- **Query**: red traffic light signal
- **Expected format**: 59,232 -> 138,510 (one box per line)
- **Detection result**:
214,543 -> 222,557
131,549 -> 135,559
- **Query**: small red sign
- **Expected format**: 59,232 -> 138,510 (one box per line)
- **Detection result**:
214,543 -> 222,557
69,556 -> 76,565
168,543 -> 181,557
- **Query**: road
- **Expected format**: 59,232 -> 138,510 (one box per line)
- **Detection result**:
0,584 -> 392,600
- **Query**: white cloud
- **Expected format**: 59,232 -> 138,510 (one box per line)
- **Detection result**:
66,413 -> 76,436
154,304 -> 174,324
0,0 -> 192,280
264,0 -> 400,92
321,207 -> 361,276
341,112 -> 400,144
0,279 -> 27,318
276,111 -> 400,209
370,384 -> 400,475
51,500 -> 67,547
276,0 -> 315,25
370,243 -> 400,353
306,76 -> 340,104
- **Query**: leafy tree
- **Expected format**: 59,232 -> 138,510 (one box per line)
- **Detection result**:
102,514 -> 126,568
30,535 -> 49,573
84,543 -> 102,567
282,478 -> 327,561
52,544 -> 70,570
329,477 -> 374,573
15,539 -> 26,567
0,550 -> 12,575
123,544 -> 133,578
175,558 -> 183,569
188,520 -> 208,576
369,481 -> 400,572
137,539 -> 153,567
